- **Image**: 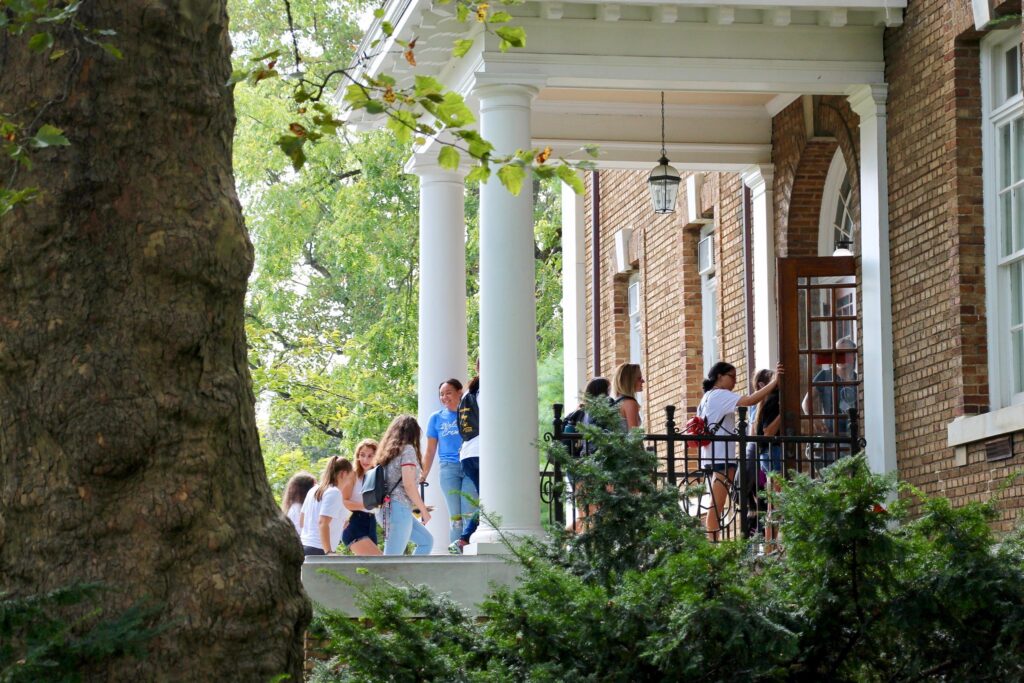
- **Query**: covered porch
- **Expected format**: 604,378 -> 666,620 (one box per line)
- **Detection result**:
340,0 -> 902,560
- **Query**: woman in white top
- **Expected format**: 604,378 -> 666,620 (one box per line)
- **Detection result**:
281,471 -> 316,534
697,361 -> 782,539
340,439 -> 382,556
376,415 -> 433,555
298,456 -> 352,556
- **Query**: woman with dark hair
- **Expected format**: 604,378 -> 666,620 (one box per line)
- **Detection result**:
298,456 -> 353,556
698,361 -> 782,539
611,363 -> 645,429
450,363 -> 481,554
377,415 -> 433,556
282,471 -> 316,534
341,439 -> 382,556
421,378 -> 475,545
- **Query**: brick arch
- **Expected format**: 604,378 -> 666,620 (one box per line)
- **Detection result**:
784,138 -> 840,257
816,95 -> 862,252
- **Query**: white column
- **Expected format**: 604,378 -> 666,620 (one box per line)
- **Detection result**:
562,174 -> 587,412
407,151 -> 469,552
473,82 -> 544,550
741,164 -> 779,372
848,84 -> 897,476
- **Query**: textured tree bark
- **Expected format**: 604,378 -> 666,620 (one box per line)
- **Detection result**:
0,2 -> 309,679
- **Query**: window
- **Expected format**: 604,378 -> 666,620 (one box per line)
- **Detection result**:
983,30 -> 1024,407
818,149 -> 858,256
628,272 -> 642,366
699,226 -> 718,374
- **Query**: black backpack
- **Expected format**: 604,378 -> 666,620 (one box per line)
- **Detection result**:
360,465 -> 400,510
562,407 -> 585,434
458,391 -> 480,441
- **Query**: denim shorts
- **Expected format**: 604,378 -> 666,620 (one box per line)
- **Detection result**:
342,511 -> 378,546
760,445 -> 783,473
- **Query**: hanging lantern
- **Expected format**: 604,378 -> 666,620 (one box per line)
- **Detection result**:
647,92 -> 681,214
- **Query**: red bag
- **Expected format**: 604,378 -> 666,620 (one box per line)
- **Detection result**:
684,415 -> 713,448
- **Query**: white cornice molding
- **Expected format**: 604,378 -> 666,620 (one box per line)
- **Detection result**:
764,93 -> 801,116
741,164 -> 775,194
535,138 -> 771,168
847,83 -> 888,118
532,98 -> 770,120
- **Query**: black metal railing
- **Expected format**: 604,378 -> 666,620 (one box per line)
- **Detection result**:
541,404 -> 866,541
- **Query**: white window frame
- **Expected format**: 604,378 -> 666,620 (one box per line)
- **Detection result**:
818,149 -> 857,257
982,28 -> 1024,410
628,272 -> 642,366
699,225 -> 718,375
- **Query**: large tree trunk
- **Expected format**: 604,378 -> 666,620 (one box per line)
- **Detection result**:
0,2 -> 309,679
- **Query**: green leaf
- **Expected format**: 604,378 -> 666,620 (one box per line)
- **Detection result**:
31,124 -> 70,148
373,8 -> 385,17
583,143 -> 600,158
456,4 -> 469,21
226,68 -> 251,86
414,75 -> 445,98
466,164 -> 491,184
497,163 -> 526,194
386,110 -> 418,145
276,134 -> 307,171
438,146 -> 460,170
453,129 -> 493,160
489,11 -> 512,23
50,48 -> 67,61
435,92 -> 474,128
556,164 -> 584,194
27,32 -> 53,52
495,26 -> 526,51
250,49 -> 282,62
453,39 -> 474,58
99,42 -> 123,59
381,21 -> 394,36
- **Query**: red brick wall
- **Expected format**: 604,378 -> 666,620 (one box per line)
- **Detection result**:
884,0 -> 1021,528
582,171 -> 747,433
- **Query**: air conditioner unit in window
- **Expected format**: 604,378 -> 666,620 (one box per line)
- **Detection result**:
614,228 -> 634,274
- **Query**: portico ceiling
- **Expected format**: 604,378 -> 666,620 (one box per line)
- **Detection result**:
343,0 -> 900,167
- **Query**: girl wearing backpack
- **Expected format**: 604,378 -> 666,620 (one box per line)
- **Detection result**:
298,456 -> 353,556
341,439 -> 382,556
698,361 -> 782,540
449,373 -> 480,554
377,415 -> 433,555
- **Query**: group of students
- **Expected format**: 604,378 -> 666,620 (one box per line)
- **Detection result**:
279,372 -> 483,557
571,359 -> 785,539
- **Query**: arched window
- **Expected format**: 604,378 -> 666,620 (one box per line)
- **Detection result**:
818,149 -> 858,256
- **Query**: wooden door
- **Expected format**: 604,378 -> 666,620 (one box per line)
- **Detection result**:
777,257 -> 860,464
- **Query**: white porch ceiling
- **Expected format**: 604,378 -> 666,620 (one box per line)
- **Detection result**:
343,0 -> 899,166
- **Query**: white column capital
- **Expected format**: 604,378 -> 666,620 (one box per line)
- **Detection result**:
472,80 -> 542,108
404,149 -> 471,181
847,84 -> 888,119
741,164 -> 775,196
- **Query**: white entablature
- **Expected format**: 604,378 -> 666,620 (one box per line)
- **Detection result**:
343,0 -> 897,169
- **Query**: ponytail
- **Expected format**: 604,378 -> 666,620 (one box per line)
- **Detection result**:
315,456 -> 353,502
703,362 -> 736,393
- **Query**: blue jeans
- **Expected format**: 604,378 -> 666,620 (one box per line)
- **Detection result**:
383,499 -> 433,555
459,457 -> 480,543
440,460 -> 478,544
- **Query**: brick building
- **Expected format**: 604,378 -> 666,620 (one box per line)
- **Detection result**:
349,0 -> 1024,547
570,2 -> 1024,528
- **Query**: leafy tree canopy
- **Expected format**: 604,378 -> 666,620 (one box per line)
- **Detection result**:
230,0 -> 564,465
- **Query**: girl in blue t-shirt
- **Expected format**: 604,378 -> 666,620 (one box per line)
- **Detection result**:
421,378 -> 476,545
